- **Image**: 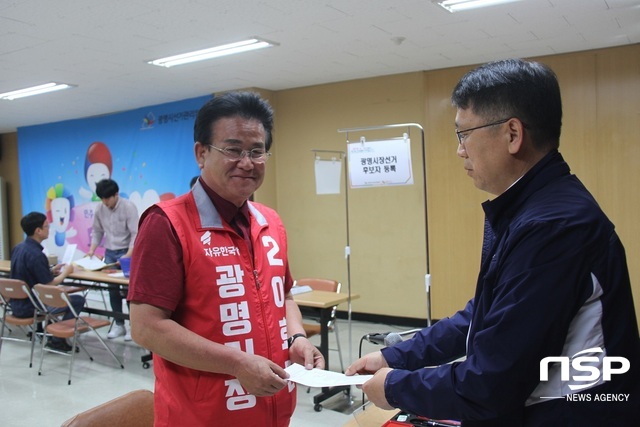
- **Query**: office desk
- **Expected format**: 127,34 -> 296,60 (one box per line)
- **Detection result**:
293,289 -> 359,412
65,269 -> 130,321
2,260 -> 128,320
0,259 -> 10,276
293,290 -> 356,369
1,260 -> 128,289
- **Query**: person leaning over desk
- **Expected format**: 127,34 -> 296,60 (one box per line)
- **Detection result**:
86,178 -> 138,341
127,91 -> 324,427
346,59 -> 640,426
10,212 -> 86,353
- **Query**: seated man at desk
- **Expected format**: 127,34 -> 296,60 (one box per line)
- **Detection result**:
10,212 -> 85,353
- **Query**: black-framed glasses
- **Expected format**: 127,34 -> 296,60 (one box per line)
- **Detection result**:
207,144 -> 272,163
455,118 -> 511,145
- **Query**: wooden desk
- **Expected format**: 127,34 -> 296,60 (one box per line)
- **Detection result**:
293,290 -> 357,370
342,405 -> 399,427
68,269 -> 129,286
293,289 -> 359,412
1,260 -> 128,288
64,269 -> 130,320
0,259 -> 10,276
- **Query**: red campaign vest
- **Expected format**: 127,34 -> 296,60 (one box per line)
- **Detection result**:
153,185 -> 296,427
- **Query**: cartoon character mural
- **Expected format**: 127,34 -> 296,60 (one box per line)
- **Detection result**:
65,141 -> 113,257
41,183 -> 77,258
79,141 -> 112,201
18,95 -> 206,263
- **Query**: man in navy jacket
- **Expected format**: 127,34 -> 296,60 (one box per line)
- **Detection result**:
346,59 -> 640,426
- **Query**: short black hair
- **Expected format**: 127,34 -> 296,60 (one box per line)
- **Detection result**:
95,179 -> 119,199
451,58 -> 562,151
194,91 -> 275,151
190,176 -> 199,188
21,212 -> 47,236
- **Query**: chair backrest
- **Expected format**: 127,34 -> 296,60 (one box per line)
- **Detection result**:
34,284 -> 70,310
60,389 -> 154,427
0,278 -> 30,300
295,278 -> 341,294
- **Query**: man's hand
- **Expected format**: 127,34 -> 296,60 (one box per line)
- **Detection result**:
362,367 -> 394,410
54,263 -> 74,277
289,336 -> 325,370
345,350 -> 388,376
232,354 -> 289,397
345,351 -> 394,409
85,251 -> 102,260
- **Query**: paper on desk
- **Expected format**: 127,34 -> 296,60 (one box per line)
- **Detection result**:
74,256 -> 107,271
285,363 -> 372,388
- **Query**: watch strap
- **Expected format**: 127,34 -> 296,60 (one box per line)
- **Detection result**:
287,333 -> 307,348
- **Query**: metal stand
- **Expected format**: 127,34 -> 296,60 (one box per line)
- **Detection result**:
338,123 -> 431,325
311,149 -> 354,359
310,150 -> 355,413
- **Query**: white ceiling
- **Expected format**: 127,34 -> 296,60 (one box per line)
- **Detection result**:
1,0 -> 638,134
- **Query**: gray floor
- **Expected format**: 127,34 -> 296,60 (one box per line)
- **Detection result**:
0,297 -> 407,427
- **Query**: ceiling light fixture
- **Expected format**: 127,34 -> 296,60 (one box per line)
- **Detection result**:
435,0 -> 521,12
147,38 -> 277,68
0,82 -> 76,100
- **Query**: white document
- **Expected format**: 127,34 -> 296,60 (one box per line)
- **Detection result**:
290,285 -> 313,295
285,363 -> 372,388
314,158 -> 342,195
61,244 -> 77,265
73,256 -> 107,271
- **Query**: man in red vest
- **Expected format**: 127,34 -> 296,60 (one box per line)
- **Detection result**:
128,92 -> 323,427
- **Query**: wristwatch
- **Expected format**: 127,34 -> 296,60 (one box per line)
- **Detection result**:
287,333 -> 307,348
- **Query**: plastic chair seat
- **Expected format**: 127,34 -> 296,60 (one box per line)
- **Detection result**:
46,317 -> 111,338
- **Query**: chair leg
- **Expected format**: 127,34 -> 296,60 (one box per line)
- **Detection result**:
332,320 -> 345,373
89,325 -> 124,369
0,312 -> 6,355
100,288 -> 109,309
38,332 -> 48,376
68,334 -> 79,385
29,322 -> 37,368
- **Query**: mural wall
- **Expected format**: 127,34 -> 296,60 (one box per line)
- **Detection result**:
17,94 -> 211,260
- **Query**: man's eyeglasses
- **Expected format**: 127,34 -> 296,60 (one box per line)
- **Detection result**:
207,144 -> 272,163
455,118 -> 511,145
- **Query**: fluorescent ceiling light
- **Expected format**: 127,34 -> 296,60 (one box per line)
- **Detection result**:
148,38 -> 277,68
435,0 -> 521,12
0,82 -> 75,100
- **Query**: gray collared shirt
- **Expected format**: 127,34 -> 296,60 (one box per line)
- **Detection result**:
91,197 -> 139,250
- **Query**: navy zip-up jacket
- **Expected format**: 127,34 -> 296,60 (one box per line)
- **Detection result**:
381,151 -> 640,426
